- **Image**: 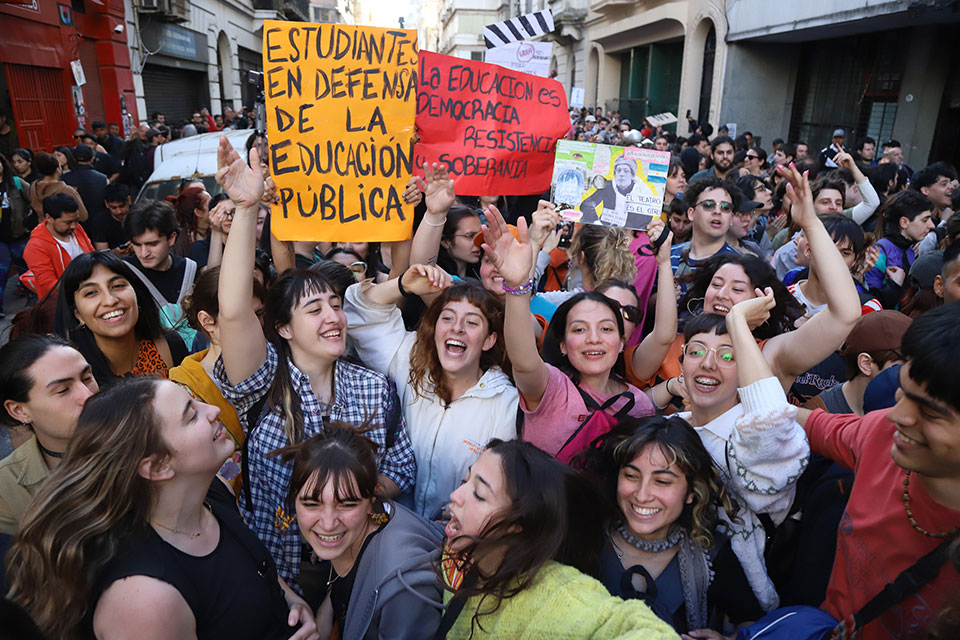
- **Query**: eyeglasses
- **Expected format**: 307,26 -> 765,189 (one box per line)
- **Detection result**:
453,231 -> 481,241
348,261 -> 367,275
619,304 -> 641,324
683,342 -> 736,367
73,135 -> 84,140
695,199 -> 733,214
745,154 -> 760,160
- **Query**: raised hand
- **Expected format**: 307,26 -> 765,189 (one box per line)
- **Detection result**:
480,204 -> 533,289
400,264 -> 452,296
418,162 -> 455,215
216,135 -> 263,208
729,287 -> 776,330
776,162 -> 815,229
858,244 -> 881,277
402,175 -> 423,207
645,218 -> 673,264
528,200 -> 559,249
833,150 -> 856,171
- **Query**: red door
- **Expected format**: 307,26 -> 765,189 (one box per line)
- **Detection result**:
5,63 -> 74,151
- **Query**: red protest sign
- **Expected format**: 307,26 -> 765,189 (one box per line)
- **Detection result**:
414,51 -> 570,196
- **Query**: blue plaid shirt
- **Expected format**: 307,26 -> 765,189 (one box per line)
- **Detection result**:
214,342 -> 416,583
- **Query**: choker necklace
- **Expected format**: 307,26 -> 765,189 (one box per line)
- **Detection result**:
617,522 -> 683,553
36,441 -> 64,459
903,471 -> 960,539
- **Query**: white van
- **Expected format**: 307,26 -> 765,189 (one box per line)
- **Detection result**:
136,129 -> 253,202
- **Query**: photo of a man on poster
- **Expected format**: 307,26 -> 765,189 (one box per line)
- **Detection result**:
579,155 -> 647,228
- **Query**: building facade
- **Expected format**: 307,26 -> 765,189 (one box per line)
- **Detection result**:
0,0 -> 137,150
123,0 -> 307,126
722,0 -> 960,168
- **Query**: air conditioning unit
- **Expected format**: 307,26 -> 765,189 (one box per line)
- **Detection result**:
164,0 -> 190,22
137,0 -> 161,11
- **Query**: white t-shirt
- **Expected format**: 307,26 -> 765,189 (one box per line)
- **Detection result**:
54,234 -> 84,259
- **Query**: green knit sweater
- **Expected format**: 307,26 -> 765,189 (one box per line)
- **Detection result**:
445,562 -> 679,639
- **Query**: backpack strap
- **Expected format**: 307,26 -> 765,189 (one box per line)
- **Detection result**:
833,531 -> 958,639
177,258 -> 198,305
240,394 -> 270,513
556,386 -> 635,458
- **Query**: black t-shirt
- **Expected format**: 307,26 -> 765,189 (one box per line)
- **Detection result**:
91,479 -> 291,639
87,210 -> 128,248
125,254 -> 190,304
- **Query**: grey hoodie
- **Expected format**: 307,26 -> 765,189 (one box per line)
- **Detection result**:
342,502 -> 445,640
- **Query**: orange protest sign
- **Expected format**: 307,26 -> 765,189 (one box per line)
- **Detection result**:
263,21 -> 418,241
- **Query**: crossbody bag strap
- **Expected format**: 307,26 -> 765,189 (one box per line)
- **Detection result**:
834,531 -> 958,638
433,574 -> 476,640
556,386 -> 635,457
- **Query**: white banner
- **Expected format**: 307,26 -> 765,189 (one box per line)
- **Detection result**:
484,41 -> 552,77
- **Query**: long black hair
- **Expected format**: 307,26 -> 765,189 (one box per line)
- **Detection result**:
261,268 -> 340,446
541,290 -> 626,384
450,439 -> 605,636
55,251 -> 164,384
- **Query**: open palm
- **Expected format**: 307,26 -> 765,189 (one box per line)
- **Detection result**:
421,162 -> 456,214
481,205 -> 533,287
216,135 -> 264,208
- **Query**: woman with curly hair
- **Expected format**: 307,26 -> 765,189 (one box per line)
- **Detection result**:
344,263 -> 517,520
576,415 -> 763,634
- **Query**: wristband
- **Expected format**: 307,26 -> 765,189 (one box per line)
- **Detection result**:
397,277 -> 412,298
421,216 -> 446,227
502,278 -> 534,296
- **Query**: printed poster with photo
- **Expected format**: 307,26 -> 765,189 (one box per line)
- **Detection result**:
550,141 -> 670,230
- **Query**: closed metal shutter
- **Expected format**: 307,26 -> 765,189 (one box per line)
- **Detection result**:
142,63 -> 207,123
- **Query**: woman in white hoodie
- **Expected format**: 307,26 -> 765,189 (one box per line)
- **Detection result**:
345,264 -> 518,520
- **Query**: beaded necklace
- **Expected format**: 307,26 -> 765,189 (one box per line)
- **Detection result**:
903,471 -> 960,539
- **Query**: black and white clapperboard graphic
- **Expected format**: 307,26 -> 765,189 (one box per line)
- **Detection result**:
482,10 -> 555,49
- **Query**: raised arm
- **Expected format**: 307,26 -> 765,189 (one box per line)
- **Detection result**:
764,164 -> 861,389
215,135 -> 267,384
205,205 -> 228,269
631,220 -> 677,380
836,151 -> 880,225
409,162 -> 455,267
725,290 -> 807,515
482,205 -> 550,410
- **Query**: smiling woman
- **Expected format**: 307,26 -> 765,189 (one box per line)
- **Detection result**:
6,377 -> 314,640
213,135 -> 416,586
344,266 -> 518,520
54,251 -> 189,385
270,424 -> 443,640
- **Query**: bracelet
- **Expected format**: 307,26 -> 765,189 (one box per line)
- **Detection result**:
502,278 -> 534,295
396,277 -> 412,298
666,377 -> 678,397
421,216 -> 446,227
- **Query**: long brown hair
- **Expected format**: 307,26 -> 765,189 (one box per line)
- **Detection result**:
408,282 -> 510,405
448,440 -> 605,637
6,377 -> 170,639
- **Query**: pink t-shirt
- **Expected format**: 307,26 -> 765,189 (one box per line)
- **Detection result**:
520,363 -> 655,457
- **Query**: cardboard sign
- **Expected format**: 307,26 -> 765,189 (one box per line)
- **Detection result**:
645,112 -> 677,127
263,22 -> 418,241
550,140 -> 670,230
484,41 -> 552,77
415,51 -> 569,195
570,87 -> 584,108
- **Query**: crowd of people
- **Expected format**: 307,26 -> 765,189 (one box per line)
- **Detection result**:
0,98 -> 958,640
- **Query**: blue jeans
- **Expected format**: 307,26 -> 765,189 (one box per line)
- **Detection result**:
0,238 -> 28,305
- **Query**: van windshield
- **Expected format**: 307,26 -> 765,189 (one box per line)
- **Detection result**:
137,176 -> 222,203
